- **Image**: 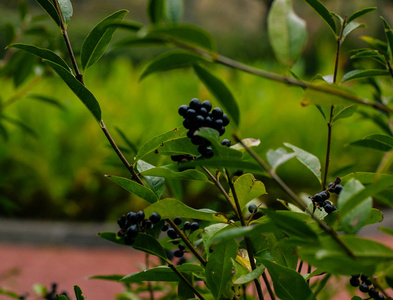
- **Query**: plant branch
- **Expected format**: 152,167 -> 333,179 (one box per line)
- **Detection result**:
225,170 -> 271,300
145,253 -> 154,300
232,134 -> 356,259
167,262 -> 205,300
166,218 -> 207,267
313,273 -> 331,297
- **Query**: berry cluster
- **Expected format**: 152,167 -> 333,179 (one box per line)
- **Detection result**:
162,217 -> 200,259
44,283 -> 69,300
311,177 -> 343,214
117,211 -> 161,245
178,98 -> 230,158
350,274 -> 385,300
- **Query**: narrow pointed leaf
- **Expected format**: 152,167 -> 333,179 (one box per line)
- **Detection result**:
58,0 -> 72,24
266,147 -> 295,171
304,0 -> 336,36
74,286 -> 85,300
140,51 -> 207,80
44,60 -> 101,121
140,165 -> 208,181
350,134 -> 393,152
81,10 -> 128,71
136,160 -> 165,198
148,0 -> 165,24
35,0 -> 60,27
332,105 -> 357,122
144,198 -> 228,223
381,17 -> 393,61
165,0 -> 183,23
193,64 -> 239,127
1,115 -> 38,138
347,8 -> 376,24
341,69 -> 389,83
284,143 -> 321,182
88,274 -> 124,282
233,264 -> 265,285
342,22 -> 366,41
106,175 -> 158,203
28,94 -> 65,110
8,43 -> 70,70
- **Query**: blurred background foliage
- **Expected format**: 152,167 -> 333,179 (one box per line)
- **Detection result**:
0,0 -> 392,221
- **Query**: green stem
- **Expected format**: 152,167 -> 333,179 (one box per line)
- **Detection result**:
167,262 -> 205,300
232,134 -> 356,259
313,273 -> 331,297
145,253 -> 154,300
225,170 -> 270,300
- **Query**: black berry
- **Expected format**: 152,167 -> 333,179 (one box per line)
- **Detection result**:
124,234 -> 135,245
350,276 -> 360,287
213,118 -> 223,129
167,228 -> 178,239
323,202 -> 337,214
376,294 -> 385,300
149,212 -> 161,224
127,225 -> 139,237
368,288 -> 379,298
190,222 -> 200,232
221,139 -> 231,147
333,185 -> 343,194
312,193 -> 323,203
248,204 -> 257,213
334,177 -> 341,184
359,283 -> 369,293
178,105 -> 188,117
136,210 -> 145,222
212,107 -> 223,119
117,215 -> 127,229
142,219 -> 152,229
174,217 -> 182,225
178,244 -> 186,251
222,114 -> 230,126
320,191 -> 330,200
162,224 -> 169,231
361,275 -> 372,286
166,250 -> 174,261
201,100 -> 212,111
126,212 -> 138,225
174,249 -> 184,258
186,108 -> 196,119
189,98 -> 201,109
199,107 -> 208,116
183,221 -> 191,230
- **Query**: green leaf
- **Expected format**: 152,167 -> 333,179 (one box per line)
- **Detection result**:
349,49 -> 386,66
81,10 -> 128,71
260,259 -> 315,300
140,165 -> 208,181
228,173 -> 266,210
135,127 -> 186,161
144,198 -> 228,223
178,272 -> 194,300
146,24 -> 216,51
304,0 -> 336,36
230,138 -> 261,152
13,52 -> 35,88
347,7 -> 376,24
326,208 -> 383,231
332,105 -> 357,122
379,227 -> 393,237
88,274 -> 124,282
28,94 -> 66,110
302,82 -> 353,106
121,264 -> 203,283
0,115 -> 38,138
8,43 -> 70,71
284,143 -> 321,183
140,51 -> 207,80
202,223 -> 229,257
381,17 -> 393,61
0,288 -> 20,299
56,296 -> 68,300
338,179 -> 372,234
298,235 -> 393,275
266,147 -> 295,171
149,137 -> 199,157
98,232 -> 168,260
342,22 -> 366,41
165,0 -> 183,23
360,36 -> 388,54
205,239 -> 237,300
35,0 -> 60,27
341,172 -> 393,185
268,0 -> 307,67
193,64 -> 240,127
106,175 -> 158,204
74,286 -> 85,300
341,69 -> 390,83
148,0 -> 165,24
233,264 -> 265,285
350,134 -> 393,152
136,160 -> 165,199
58,0 -> 73,24
44,60 -> 101,121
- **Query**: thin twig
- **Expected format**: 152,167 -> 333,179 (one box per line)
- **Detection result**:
145,253 -> 154,300
297,260 -> 304,274
232,134 -> 356,259
167,263 -> 205,300
313,273 -> 331,297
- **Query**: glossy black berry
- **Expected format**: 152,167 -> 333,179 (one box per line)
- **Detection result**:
186,108 -> 196,119
127,225 -> 139,237
178,105 -> 188,117
222,114 -> 229,126
201,100 -> 212,111
333,185 -> 343,194
167,228 -> 178,239
323,202 -> 337,214
189,98 -> 201,109
213,119 -> 224,129
350,276 -> 360,287
124,234 -> 135,245
320,191 -> 330,200
221,139 -> 231,147
149,212 -> 161,224
117,215 -> 127,229
174,249 -> 184,258
166,250 -> 174,261
191,135 -> 204,145
328,182 -> 334,188
376,294 -> 385,300
218,126 -> 226,136
212,107 -> 223,119
178,244 -> 186,251
195,115 -> 205,126
183,118 -> 192,129
174,217 -> 182,225
368,288 -> 379,298
190,222 -> 200,232
142,219 -> 152,229
136,210 -> 145,222
126,212 -> 138,225
162,224 -> 169,231
183,221 -> 191,230
312,193 -> 323,203
202,147 -> 214,158
199,107 -> 208,116
334,177 -> 341,184
204,116 -> 213,127
359,283 -> 369,293
361,275 -> 372,286
248,204 -> 257,213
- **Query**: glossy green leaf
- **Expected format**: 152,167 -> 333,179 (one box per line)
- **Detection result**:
35,0 -> 60,27
332,105 -> 357,122
202,223 -> 229,257
379,227 -> 393,237
193,64 -> 239,127
341,172 -> 393,185
228,173 -> 266,210
233,264 -> 265,285
106,175 -> 158,203
146,24 -> 216,51
134,127 -> 186,161
342,22 -> 366,41
267,233 -> 298,269
298,235 -> 393,275
165,0 -> 183,23
268,0 -> 307,66
121,264 -> 203,283
205,239 -> 237,300
13,52 -> 35,88
149,137 -> 199,157
178,272 -> 194,300
341,69 -> 390,83
88,274 -> 124,282
261,259 -> 315,300
140,51 -> 207,80
148,0 -> 164,24
304,0 -> 336,36
136,160 -> 165,198
98,232 -> 167,260
144,198 -> 228,223
140,165 -> 208,181
375,190 -> 393,207
381,17 -> 393,61
347,7 -> 376,24
338,179 -> 371,234
56,295 -> 68,300
350,134 -> 393,152
81,10 -> 128,71
44,60 -> 101,121
8,43 -> 70,70
360,36 -> 388,54
74,286 -> 85,300
266,147 -> 295,171
284,143 -> 321,183
58,0 -> 72,24
350,49 -> 386,66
